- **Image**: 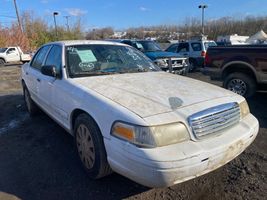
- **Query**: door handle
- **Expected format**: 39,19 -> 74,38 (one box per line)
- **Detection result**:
37,78 -> 41,82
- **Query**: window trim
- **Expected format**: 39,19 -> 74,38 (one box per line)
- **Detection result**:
43,44 -> 63,79
30,45 -> 52,71
178,43 -> 189,52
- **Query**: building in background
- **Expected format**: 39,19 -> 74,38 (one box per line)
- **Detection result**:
245,30 -> 267,44
217,34 -> 249,45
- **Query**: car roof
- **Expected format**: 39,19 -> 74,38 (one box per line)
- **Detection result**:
44,40 -> 128,47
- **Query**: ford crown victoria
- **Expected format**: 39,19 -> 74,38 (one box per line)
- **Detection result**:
21,40 -> 259,187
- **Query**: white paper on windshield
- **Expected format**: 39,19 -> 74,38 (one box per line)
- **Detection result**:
77,50 -> 97,62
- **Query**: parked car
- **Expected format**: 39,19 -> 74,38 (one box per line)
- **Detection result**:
204,45 -> 267,97
165,39 -> 217,71
116,39 -> 189,75
21,40 -> 258,188
0,46 -> 31,66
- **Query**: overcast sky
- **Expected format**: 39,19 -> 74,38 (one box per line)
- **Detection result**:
1,0 -> 267,30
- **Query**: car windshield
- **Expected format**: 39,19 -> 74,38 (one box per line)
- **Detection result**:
204,42 -> 217,50
66,44 -> 160,78
0,48 -> 7,53
136,41 -> 162,52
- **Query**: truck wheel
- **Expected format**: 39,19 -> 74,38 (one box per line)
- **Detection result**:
74,114 -> 112,179
223,73 -> 256,98
0,58 -> 5,66
23,86 -> 39,116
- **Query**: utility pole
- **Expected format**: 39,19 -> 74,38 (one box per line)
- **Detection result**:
53,12 -> 59,39
198,4 -> 208,35
64,16 -> 70,31
13,0 -> 23,33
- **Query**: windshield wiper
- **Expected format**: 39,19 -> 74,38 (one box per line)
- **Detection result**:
71,71 -> 121,77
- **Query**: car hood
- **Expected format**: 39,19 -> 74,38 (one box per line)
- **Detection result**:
144,51 -> 182,60
72,72 -> 235,118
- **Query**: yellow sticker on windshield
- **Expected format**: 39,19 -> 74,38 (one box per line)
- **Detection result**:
77,50 -> 97,62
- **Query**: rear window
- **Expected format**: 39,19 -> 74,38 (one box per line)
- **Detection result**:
204,42 -> 217,50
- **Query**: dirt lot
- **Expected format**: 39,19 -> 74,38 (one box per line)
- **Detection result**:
0,65 -> 266,200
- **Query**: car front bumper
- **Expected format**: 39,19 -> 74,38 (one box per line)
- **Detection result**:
105,114 -> 259,188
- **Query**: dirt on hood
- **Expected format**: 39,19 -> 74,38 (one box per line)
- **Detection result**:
72,72 -> 235,118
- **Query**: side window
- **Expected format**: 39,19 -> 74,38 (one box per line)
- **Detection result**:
7,48 -> 16,53
177,43 -> 189,52
191,43 -> 202,51
166,44 -> 178,52
44,45 -> 62,74
133,42 -> 144,50
31,45 -> 51,70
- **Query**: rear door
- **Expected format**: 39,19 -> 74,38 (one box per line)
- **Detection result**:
190,42 -> 202,58
26,45 -> 51,105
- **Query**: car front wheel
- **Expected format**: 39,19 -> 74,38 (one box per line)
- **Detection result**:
74,114 -> 112,179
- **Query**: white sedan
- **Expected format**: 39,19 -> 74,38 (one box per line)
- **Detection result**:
21,40 -> 259,187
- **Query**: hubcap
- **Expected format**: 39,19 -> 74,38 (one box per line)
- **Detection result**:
76,124 -> 95,169
227,79 -> 247,96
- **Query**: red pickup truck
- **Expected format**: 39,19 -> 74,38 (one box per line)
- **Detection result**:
204,45 -> 267,97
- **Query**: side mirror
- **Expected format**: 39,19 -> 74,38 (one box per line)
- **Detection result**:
137,47 -> 145,52
41,65 -> 57,78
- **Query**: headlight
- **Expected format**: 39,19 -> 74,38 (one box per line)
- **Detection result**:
239,100 -> 250,118
111,122 -> 189,148
183,58 -> 189,66
154,59 -> 168,67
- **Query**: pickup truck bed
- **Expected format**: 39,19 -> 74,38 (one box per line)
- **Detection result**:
204,45 -> 267,97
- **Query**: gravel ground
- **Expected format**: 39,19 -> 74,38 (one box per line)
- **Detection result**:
0,65 -> 266,200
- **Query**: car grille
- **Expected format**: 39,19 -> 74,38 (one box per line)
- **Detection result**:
167,58 -> 183,66
188,102 -> 240,139
155,58 -> 184,68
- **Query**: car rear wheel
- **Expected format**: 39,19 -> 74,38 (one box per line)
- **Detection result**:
0,59 -> 5,67
74,114 -> 112,179
223,73 -> 256,98
23,86 -> 39,116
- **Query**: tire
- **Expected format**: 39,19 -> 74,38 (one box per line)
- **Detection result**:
0,58 -> 5,67
74,113 -> 112,179
23,86 -> 39,116
188,58 -> 197,72
223,72 -> 257,98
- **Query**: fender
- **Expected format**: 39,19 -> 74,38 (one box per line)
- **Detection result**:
222,61 -> 259,82
0,57 -> 6,63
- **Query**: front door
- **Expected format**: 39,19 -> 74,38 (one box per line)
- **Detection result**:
6,48 -> 19,62
38,45 -> 68,126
